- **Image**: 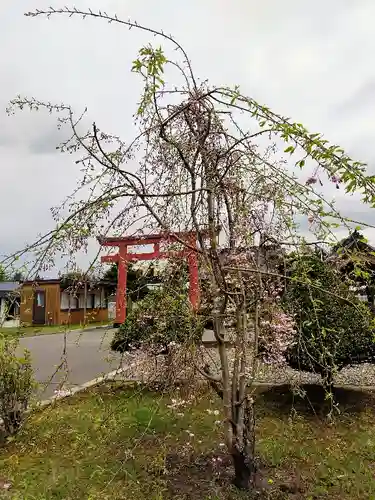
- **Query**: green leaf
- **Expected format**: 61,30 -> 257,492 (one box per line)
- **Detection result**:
131,59 -> 142,72
230,92 -> 239,105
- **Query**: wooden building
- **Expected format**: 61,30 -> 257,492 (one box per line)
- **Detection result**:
0,282 -> 20,327
20,279 -> 113,326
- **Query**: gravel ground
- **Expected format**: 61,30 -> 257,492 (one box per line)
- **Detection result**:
117,348 -> 375,388
201,347 -> 375,387
200,330 -> 375,387
253,362 -> 375,387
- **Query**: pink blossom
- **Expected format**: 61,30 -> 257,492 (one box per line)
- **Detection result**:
331,175 -> 341,184
260,309 -> 296,364
306,177 -> 317,186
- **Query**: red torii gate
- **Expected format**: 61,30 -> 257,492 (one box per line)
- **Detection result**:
98,232 -> 200,326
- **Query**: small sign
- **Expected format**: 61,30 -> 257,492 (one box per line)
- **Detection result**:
108,301 -> 116,320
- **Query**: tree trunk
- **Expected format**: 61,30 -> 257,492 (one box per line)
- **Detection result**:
231,396 -> 256,490
322,366 -> 334,394
232,448 -> 255,489
322,366 -> 337,419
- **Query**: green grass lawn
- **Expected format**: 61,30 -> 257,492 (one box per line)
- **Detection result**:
0,383 -> 375,499
0,321 -> 109,338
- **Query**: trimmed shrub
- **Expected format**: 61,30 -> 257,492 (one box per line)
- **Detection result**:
111,287 -> 204,353
0,339 -> 35,440
283,254 -> 375,384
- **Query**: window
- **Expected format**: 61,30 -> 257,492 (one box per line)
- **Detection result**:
60,291 -> 79,310
69,295 -> 79,310
90,294 -> 95,309
36,292 -> 44,307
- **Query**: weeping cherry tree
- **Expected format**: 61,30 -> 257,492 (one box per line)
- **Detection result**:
5,6 -> 375,490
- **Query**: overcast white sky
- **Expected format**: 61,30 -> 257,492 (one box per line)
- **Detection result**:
1,0 -> 375,270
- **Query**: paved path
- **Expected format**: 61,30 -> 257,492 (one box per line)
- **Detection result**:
19,327 -> 121,400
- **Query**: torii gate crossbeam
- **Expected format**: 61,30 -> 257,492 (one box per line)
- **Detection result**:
98,232 -> 200,326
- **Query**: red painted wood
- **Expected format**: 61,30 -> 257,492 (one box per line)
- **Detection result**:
116,246 -> 128,324
99,232 -> 202,324
102,251 -> 188,264
127,251 -> 187,261
101,255 -> 119,263
188,250 -> 200,311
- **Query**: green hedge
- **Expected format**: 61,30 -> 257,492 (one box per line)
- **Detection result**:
283,254 -> 375,382
111,287 -> 204,353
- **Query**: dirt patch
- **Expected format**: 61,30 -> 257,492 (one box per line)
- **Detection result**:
165,451 -> 304,499
166,451 -> 231,498
257,383 -> 375,418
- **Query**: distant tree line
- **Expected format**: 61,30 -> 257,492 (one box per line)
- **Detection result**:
0,265 -> 24,282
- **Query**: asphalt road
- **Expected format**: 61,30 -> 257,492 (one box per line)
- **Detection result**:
19,327 -> 121,400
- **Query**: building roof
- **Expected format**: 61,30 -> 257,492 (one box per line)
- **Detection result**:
332,230 -> 375,254
0,282 -> 20,298
21,278 -> 115,290
329,231 -> 375,272
0,282 -> 19,291
22,279 -> 61,286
